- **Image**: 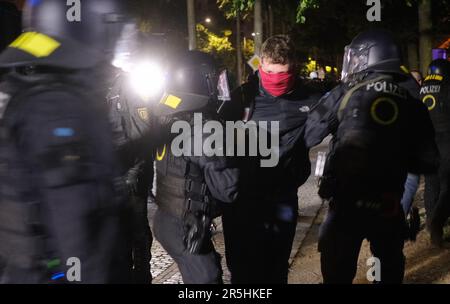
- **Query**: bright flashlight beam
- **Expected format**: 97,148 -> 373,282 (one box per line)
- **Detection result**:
129,61 -> 165,101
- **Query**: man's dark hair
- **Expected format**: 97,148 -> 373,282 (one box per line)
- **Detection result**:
260,35 -> 296,66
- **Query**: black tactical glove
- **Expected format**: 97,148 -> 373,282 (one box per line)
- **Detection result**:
125,163 -> 142,194
183,211 -> 211,254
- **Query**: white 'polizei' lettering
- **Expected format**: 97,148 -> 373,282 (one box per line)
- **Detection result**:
420,85 -> 441,95
366,81 -> 407,98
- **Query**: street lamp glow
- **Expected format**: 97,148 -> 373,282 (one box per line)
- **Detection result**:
205,17 -> 212,23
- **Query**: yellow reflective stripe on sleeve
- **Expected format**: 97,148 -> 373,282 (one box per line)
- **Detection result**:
400,65 -> 409,74
10,32 -> 60,58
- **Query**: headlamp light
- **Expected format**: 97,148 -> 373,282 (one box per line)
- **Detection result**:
129,61 -> 166,101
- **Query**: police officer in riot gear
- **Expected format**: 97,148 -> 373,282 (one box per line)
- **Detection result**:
421,59 -> 450,247
107,31 -> 170,284
305,29 -> 439,283
0,0 -> 131,283
152,51 -> 239,284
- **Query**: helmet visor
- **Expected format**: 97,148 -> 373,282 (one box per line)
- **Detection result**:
341,45 -> 370,81
167,65 -> 218,97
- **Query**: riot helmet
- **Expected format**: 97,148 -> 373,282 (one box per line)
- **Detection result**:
341,29 -> 403,82
427,59 -> 450,79
0,0 -> 131,69
156,50 -> 231,117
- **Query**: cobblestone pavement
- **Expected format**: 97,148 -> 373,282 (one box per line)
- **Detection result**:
149,138 -> 330,284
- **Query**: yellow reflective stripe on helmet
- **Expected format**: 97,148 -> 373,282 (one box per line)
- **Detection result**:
370,97 -> 399,126
422,94 -> 436,111
425,75 -> 443,82
156,145 -> 167,161
160,94 -> 182,109
10,32 -> 60,58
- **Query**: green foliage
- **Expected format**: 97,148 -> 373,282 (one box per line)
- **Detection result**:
243,38 -> 255,60
196,24 -> 234,53
217,0 -> 255,19
196,24 -> 236,75
296,0 -> 320,24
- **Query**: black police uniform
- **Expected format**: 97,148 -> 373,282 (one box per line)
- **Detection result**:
0,0 -> 131,283
222,76 -> 320,284
152,51 -> 239,284
153,124 -> 239,284
0,68 -> 130,283
305,71 -> 438,284
421,59 -> 450,246
305,29 -> 439,284
108,72 -> 155,283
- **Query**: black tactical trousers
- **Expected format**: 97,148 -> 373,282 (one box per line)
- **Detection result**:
222,197 -> 298,284
130,195 -> 152,284
153,208 -> 222,284
424,157 -> 450,233
319,201 -> 406,284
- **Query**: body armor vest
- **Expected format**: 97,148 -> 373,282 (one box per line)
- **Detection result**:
322,74 -> 410,202
0,74 -> 115,270
155,144 -> 216,220
0,78 -> 52,269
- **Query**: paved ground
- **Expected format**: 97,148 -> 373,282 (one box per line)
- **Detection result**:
148,138 -> 330,284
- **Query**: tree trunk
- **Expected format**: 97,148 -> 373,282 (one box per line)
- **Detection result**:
187,0 -> 196,50
418,0 -> 433,74
254,0 -> 263,55
268,3 -> 274,37
148,0 -> 162,32
407,42 -> 419,71
281,22 -> 287,35
236,10 -> 243,86
264,3 -> 269,40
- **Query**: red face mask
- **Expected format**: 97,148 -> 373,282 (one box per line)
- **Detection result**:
259,66 -> 296,97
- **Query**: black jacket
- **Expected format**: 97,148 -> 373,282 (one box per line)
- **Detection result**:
107,72 -> 156,199
0,68 -> 128,283
237,76 -> 321,202
420,72 -> 450,144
